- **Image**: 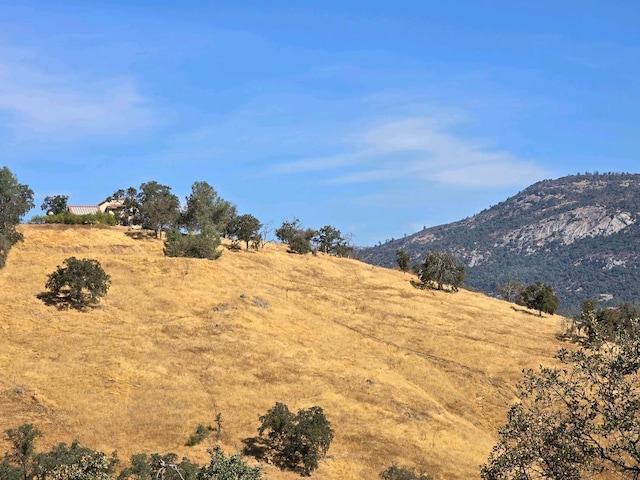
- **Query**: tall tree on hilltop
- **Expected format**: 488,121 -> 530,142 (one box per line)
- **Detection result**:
40,195 -> 68,215
181,181 -> 237,234
0,167 -> 34,268
108,187 -> 140,226
314,225 -> 343,254
226,214 -> 262,250
137,181 -> 180,238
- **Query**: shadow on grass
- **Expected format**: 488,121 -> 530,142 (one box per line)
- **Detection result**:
241,437 -> 269,462
410,280 -> 459,293
36,291 -> 97,311
124,230 -> 158,240
241,437 -> 311,476
509,305 -> 542,317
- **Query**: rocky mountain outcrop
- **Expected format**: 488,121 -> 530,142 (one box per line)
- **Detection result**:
359,173 -> 640,315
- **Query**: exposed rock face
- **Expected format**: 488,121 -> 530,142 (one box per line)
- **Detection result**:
499,206 -> 635,253
359,173 -> 640,315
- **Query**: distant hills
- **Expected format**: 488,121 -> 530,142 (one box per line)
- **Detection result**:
359,172 -> 640,315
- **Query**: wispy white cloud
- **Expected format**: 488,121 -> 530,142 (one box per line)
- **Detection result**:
0,47 -> 155,140
271,116 -> 550,189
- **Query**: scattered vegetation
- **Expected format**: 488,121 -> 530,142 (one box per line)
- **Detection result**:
39,257 -> 111,309
481,331 -> 640,479
573,299 -> 640,344
275,217 -> 354,257
359,172 -> 640,315
1,424 -> 262,480
185,424 -> 212,447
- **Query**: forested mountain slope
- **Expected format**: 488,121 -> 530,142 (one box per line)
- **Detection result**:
359,173 -> 640,315
0,224 -> 563,479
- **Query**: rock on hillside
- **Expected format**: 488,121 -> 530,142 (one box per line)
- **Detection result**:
359,172 -> 640,315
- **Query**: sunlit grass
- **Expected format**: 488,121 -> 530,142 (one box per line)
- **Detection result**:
0,224 -> 564,479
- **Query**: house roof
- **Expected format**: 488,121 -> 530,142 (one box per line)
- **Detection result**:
68,206 -> 100,215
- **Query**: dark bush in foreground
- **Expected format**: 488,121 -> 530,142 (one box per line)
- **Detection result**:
198,446 -> 262,480
379,463 -> 434,480
40,257 -> 111,309
257,402 -> 333,475
481,332 -> 640,479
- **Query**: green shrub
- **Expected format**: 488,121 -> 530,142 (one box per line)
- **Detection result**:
164,229 -> 223,260
185,424 -> 212,447
257,402 -> 333,474
288,237 -> 312,254
40,257 -> 111,309
199,446 -> 262,480
379,463 -> 433,480
31,212 -> 117,226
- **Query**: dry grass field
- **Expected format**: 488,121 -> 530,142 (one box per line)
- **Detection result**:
0,224 -> 566,479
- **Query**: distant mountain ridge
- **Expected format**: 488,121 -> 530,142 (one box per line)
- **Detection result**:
359,172 -> 640,315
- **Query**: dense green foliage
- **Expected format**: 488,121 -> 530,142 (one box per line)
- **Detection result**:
198,446 -> 263,480
417,251 -> 465,292
137,181 -> 181,237
181,181 -> 237,235
359,173 -> 640,315
275,218 -> 354,257
518,281 -> 559,316
576,299 -> 640,344
42,257 -> 111,309
226,214 -> 262,250
2,425 -> 118,480
0,167 -> 34,268
379,463 -> 434,480
275,218 -> 303,244
164,229 -> 223,260
257,402 -> 333,475
41,195 -> 69,215
1,425 -> 261,480
395,249 -> 410,272
31,212 -> 117,226
481,333 -> 640,479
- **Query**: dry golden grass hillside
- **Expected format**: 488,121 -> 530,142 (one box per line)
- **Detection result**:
0,225 -> 566,479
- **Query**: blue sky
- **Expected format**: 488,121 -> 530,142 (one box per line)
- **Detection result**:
2,1 -> 639,245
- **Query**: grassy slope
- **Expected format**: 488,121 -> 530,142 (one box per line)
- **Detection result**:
0,225 -> 565,479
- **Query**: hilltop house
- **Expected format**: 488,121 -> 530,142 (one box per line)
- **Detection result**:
68,198 -> 126,216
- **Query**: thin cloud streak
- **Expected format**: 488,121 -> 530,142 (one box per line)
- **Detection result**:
273,116 -> 550,189
0,50 -> 155,140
